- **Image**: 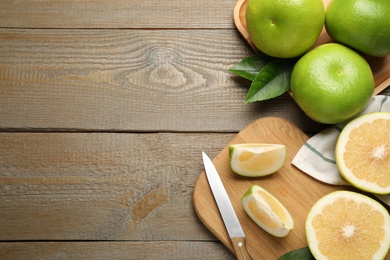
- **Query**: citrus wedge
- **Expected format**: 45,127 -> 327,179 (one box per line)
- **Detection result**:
242,185 -> 294,237
335,112 -> 390,194
229,143 -> 286,177
306,190 -> 390,260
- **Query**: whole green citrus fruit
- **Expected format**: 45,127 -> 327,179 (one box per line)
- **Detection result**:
246,0 -> 325,58
291,43 -> 374,124
325,0 -> 390,57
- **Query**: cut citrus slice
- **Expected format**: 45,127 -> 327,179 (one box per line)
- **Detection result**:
242,185 -> 294,237
306,190 -> 390,260
229,143 -> 286,177
335,112 -> 390,194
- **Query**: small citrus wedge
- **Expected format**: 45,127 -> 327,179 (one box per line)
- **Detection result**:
229,143 -> 286,177
335,112 -> 390,194
306,190 -> 390,260
242,185 -> 294,237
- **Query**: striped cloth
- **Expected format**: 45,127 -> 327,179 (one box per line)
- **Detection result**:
292,95 -> 390,206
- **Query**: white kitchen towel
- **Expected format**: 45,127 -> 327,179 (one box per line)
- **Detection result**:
292,95 -> 390,206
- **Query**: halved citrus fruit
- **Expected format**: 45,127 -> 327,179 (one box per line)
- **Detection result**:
306,190 -> 390,260
242,185 -> 294,237
229,143 -> 286,177
335,112 -> 390,194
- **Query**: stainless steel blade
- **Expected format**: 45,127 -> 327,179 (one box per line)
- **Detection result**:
202,151 -> 245,238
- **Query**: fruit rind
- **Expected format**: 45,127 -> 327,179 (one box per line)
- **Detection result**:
242,185 -> 294,237
246,0 -> 325,58
325,0 -> 390,57
335,112 -> 390,194
306,190 -> 390,260
229,143 -> 286,177
290,43 -> 374,124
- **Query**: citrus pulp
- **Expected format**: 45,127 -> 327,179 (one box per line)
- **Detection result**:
246,0 -> 325,58
335,112 -> 390,194
229,143 -> 286,177
242,185 -> 294,237
291,43 -> 374,124
306,190 -> 390,260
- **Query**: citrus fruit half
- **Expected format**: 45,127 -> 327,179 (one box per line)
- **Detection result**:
325,0 -> 390,57
229,143 -> 286,177
306,190 -> 390,260
335,112 -> 390,194
291,43 -> 374,124
246,0 -> 325,58
242,185 -> 294,237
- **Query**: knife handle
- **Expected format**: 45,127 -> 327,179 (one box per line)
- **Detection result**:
231,237 -> 252,260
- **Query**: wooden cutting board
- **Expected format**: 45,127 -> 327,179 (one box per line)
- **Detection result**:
193,117 -> 354,259
233,0 -> 390,96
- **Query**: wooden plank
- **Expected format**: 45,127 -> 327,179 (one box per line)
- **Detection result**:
0,132 -> 235,240
0,29 -> 329,133
0,0 -> 235,29
0,241 -> 235,259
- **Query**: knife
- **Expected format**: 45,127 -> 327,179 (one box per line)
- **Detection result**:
202,151 -> 252,260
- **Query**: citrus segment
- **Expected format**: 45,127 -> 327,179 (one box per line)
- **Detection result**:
306,191 -> 390,260
335,112 -> 390,194
229,143 -> 286,177
242,185 -> 294,237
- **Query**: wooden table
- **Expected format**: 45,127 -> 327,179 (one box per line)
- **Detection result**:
0,1 -> 389,259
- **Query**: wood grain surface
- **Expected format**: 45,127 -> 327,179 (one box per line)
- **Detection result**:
193,117 -> 359,259
0,0 -> 235,29
0,132 -> 237,258
0,133 -> 232,240
0,241 -> 235,259
0,28 -> 332,133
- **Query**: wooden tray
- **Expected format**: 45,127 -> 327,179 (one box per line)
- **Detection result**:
193,117 -> 355,259
233,0 -> 390,96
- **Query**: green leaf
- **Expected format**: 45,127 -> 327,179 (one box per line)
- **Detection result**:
228,53 -> 273,81
278,247 -> 315,260
244,58 -> 296,103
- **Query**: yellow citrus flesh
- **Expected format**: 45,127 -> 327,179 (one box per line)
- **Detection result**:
229,143 -> 286,177
335,112 -> 390,194
242,185 -> 294,237
306,191 -> 390,260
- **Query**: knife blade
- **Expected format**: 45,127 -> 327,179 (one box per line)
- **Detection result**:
202,151 -> 252,260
